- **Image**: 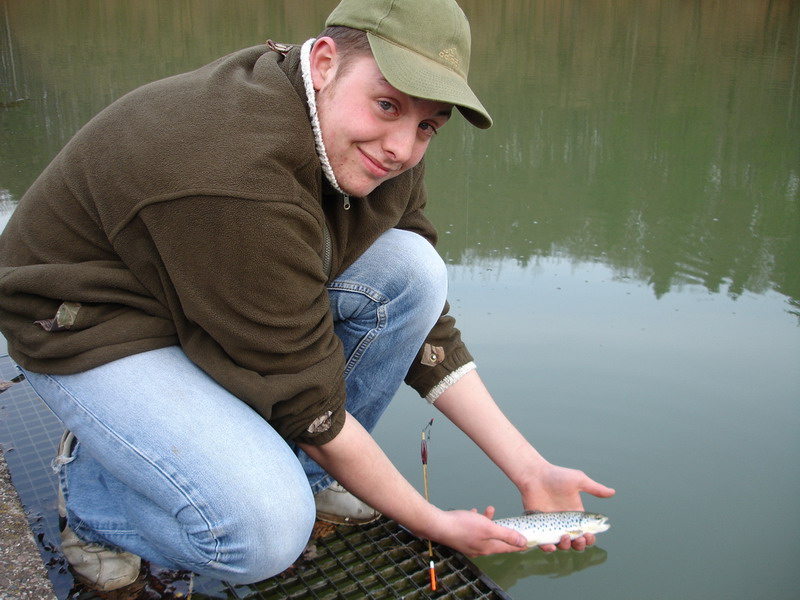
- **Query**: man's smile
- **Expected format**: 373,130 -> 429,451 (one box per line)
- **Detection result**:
359,148 -> 395,178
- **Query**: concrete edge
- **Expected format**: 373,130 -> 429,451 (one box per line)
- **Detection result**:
0,447 -> 57,600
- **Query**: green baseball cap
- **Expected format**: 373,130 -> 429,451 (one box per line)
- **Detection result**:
325,0 -> 492,129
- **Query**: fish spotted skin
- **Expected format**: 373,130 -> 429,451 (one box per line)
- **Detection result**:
494,511 -> 610,548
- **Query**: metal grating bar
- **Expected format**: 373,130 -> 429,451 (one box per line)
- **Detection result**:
318,546 -> 372,599
366,524 -> 429,594
337,526 -> 404,598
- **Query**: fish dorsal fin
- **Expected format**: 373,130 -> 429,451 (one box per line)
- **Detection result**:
523,510 -> 545,515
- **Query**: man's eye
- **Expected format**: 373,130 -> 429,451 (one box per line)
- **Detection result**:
419,122 -> 438,135
378,100 -> 395,112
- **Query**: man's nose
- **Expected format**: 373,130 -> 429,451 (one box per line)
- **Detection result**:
382,124 -> 417,166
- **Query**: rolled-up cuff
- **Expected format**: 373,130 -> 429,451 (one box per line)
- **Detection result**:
425,361 -> 477,404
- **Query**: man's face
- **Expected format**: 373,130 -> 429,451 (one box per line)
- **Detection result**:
313,50 -> 452,198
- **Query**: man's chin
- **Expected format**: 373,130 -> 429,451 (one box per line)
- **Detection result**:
338,179 -> 382,199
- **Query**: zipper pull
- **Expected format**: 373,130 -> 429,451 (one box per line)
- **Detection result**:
343,194 -> 350,210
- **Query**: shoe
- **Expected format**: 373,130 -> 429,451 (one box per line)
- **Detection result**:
55,430 -> 142,591
314,481 -> 381,525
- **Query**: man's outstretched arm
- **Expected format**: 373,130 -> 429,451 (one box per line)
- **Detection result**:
298,412 -> 528,557
433,369 -> 616,552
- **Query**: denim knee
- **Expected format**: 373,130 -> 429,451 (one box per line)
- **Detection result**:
384,229 -> 448,316
198,487 -> 315,584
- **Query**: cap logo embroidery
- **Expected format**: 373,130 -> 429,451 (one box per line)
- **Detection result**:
438,47 -> 460,69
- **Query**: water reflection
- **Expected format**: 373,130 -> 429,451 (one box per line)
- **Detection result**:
429,1 -> 799,305
474,546 -> 608,589
0,0 -> 342,198
2,1 -> 798,314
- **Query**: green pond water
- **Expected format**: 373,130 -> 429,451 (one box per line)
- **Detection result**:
2,1 -> 799,598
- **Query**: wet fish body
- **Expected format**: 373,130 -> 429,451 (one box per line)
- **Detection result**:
495,511 -> 610,547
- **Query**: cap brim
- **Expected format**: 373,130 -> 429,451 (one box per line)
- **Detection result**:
366,32 -> 492,129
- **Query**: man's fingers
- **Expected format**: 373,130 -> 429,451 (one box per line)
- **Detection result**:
571,536 -> 587,551
495,540 -> 528,554
491,522 -> 527,548
479,533 -> 528,556
556,534 -> 572,550
582,476 -> 616,498
539,532 -> 596,552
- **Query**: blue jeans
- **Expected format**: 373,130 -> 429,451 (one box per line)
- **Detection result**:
19,229 -> 447,584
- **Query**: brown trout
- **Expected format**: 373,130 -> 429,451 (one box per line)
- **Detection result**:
494,511 -> 610,547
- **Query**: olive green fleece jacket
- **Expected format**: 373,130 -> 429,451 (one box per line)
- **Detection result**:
0,43 -> 473,444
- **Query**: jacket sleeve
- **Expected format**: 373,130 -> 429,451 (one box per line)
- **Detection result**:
135,194 -> 346,445
395,165 -> 476,401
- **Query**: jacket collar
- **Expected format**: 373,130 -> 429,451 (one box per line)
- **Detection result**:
273,40 -> 351,209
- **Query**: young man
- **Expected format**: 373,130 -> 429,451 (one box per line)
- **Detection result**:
0,0 -> 614,591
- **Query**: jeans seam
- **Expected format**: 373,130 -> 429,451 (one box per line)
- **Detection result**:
328,281 -> 390,379
36,373 -> 224,567
342,304 -> 387,378
327,280 -> 389,304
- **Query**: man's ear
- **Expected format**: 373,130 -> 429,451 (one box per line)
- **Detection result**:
309,37 -> 338,92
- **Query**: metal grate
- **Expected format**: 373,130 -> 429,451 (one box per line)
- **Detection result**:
231,518 -> 509,599
0,356 -> 62,544
0,354 -> 509,600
